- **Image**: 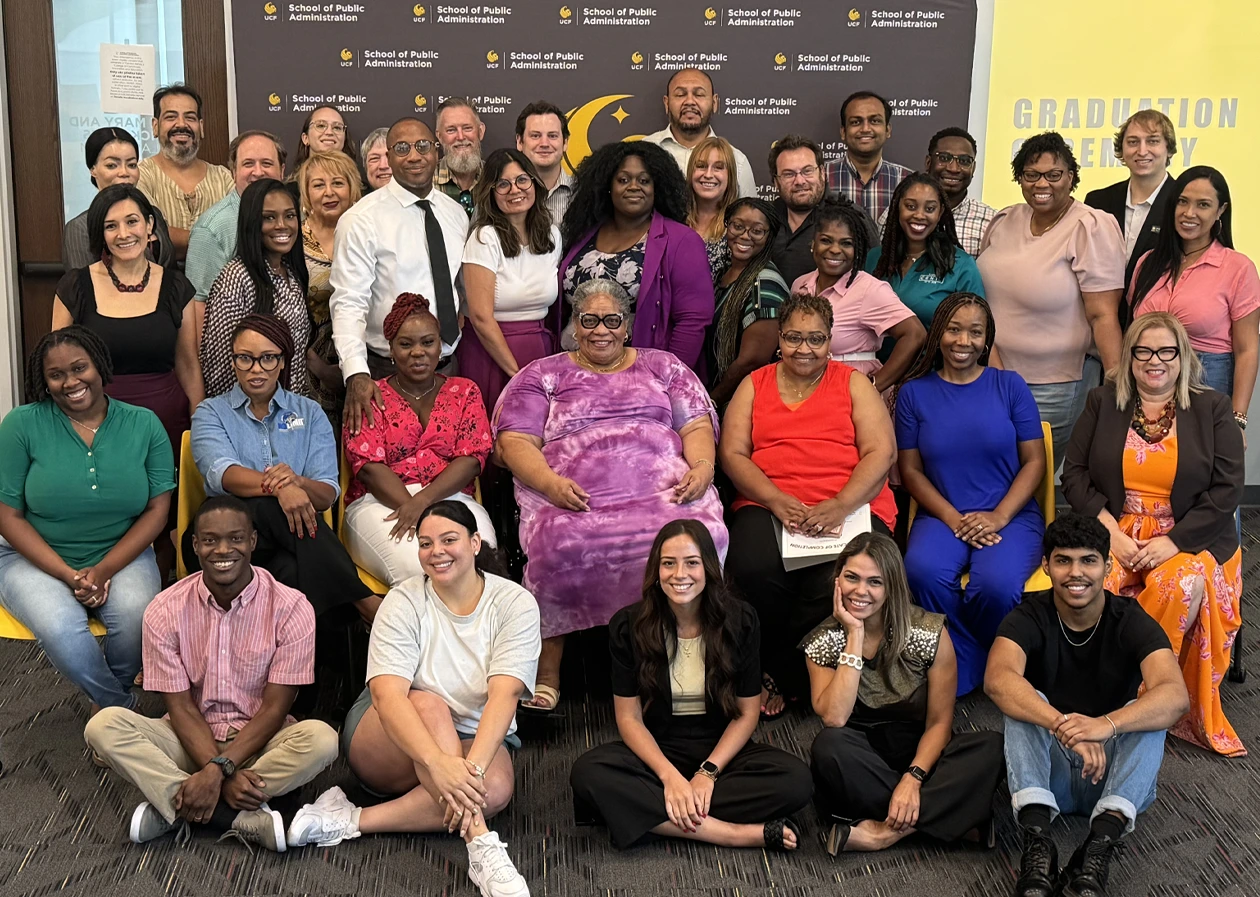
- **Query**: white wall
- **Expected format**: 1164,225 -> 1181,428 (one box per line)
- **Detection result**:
0,11 -> 20,416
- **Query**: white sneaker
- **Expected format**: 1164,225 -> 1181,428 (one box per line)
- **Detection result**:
466,831 -> 529,897
287,786 -> 362,848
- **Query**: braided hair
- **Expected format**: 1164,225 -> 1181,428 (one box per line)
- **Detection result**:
894,292 -> 993,409
232,313 -> 295,390
24,325 -> 114,404
713,198 -> 782,377
813,197 -> 870,289
382,292 -> 437,342
872,172 -> 960,282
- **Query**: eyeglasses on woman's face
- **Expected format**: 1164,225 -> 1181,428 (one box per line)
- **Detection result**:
494,173 -> 534,194
1018,168 -> 1067,184
1130,346 -> 1180,362
577,313 -> 625,331
232,352 -> 284,372
309,121 -> 345,135
780,332 -> 829,349
726,219 -> 769,240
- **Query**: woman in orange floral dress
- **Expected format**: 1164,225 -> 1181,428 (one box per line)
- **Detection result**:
1064,312 -> 1245,756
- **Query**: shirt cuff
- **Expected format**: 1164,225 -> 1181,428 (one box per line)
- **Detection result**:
204,459 -> 235,495
342,355 -> 370,380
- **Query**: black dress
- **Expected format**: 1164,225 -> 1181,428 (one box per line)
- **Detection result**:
570,600 -> 813,848
800,606 -> 1004,841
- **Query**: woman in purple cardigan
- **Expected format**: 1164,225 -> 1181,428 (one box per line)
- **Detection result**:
558,141 -> 715,370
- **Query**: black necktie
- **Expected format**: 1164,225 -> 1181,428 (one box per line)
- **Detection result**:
415,198 -> 460,346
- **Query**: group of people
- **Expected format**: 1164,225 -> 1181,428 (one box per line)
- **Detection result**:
0,68 -> 1254,897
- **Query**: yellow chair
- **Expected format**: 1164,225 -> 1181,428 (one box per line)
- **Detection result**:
0,608 -> 107,641
907,421 -> 1054,593
175,431 -> 333,580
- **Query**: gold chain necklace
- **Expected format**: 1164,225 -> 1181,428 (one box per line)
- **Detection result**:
1030,202 -> 1071,237
391,375 -> 439,402
780,363 -> 826,400
575,349 -> 629,373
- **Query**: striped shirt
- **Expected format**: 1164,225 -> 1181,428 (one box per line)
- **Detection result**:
142,567 -> 315,740
823,152 -> 911,224
137,156 -> 234,231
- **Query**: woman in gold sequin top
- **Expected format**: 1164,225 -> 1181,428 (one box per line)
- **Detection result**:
800,532 -> 1004,854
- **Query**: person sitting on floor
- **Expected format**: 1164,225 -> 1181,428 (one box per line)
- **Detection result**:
803,532 -> 1004,855
189,313 -> 379,621
84,495 -> 339,851
985,513 -> 1189,897
286,501 -> 538,897
342,292 -> 495,588
570,519 -> 813,852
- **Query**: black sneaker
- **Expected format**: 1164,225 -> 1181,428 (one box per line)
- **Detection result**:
1058,831 -> 1119,897
1013,825 -> 1058,897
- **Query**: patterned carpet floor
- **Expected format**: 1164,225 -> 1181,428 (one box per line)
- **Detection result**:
3,518 -> 1260,896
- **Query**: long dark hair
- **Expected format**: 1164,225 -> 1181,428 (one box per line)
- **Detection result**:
562,141 -> 688,249
872,172 -> 960,282
813,196 -> 870,289
87,184 -> 156,259
713,198 -> 782,377
292,104 -> 361,169
471,148 -> 555,258
415,500 -> 506,578
235,178 -> 308,315
900,292 -> 994,384
632,520 -> 741,718
832,533 -> 912,663
1129,166 -> 1234,308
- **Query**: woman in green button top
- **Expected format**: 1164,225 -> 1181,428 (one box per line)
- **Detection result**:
0,326 -> 174,711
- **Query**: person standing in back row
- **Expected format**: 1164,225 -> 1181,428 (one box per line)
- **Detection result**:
823,91 -> 912,225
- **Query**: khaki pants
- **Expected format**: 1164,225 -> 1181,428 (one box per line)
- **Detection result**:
85,707 -> 339,823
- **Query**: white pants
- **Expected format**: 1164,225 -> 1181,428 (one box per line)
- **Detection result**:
343,484 -> 497,587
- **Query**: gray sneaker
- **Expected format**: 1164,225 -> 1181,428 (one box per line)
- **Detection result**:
129,802 -> 179,844
221,804 -> 286,853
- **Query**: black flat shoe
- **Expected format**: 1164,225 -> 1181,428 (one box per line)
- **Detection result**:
763,817 -> 800,852
963,818 -> 996,849
824,821 -> 852,856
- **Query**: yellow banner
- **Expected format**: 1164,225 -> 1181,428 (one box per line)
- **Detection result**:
983,1 -> 1257,253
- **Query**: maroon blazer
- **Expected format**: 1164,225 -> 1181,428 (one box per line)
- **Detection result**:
1062,383 -> 1243,563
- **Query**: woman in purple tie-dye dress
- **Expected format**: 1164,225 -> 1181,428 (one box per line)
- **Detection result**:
494,280 -> 727,711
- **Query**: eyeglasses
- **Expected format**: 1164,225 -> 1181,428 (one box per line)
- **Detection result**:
931,151 -> 975,168
1019,169 -> 1067,184
309,121 -> 346,134
232,352 -> 283,372
391,140 -> 435,157
726,220 -> 769,240
776,165 -> 819,183
577,313 -> 625,330
781,332 -> 829,348
1131,346 -> 1180,362
494,174 -> 534,194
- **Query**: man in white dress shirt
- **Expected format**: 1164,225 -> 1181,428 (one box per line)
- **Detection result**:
643,68 -> 758,198
329,117 -> 468,432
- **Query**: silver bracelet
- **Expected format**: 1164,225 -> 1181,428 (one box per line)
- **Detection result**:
1103,714 -> 1118,741
836,652 -> 864,671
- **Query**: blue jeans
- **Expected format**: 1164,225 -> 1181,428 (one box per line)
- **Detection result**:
1027,355 -> 1101,476
1197,351 -> 1234,396
0,537 -> 159,708
1004,695 -> 1165,834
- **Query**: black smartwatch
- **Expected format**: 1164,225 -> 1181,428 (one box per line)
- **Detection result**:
906,765 -> 929,783
696,760 -> 719,780
209,756 -> 237,778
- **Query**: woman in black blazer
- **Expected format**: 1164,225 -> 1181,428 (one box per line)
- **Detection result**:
570,519 -> 812,851
1062,311 -> 1244,757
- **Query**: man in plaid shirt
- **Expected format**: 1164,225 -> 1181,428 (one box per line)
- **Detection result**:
823,91 -> 911,224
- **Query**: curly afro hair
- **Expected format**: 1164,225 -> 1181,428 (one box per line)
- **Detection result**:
561,141 -> 689,249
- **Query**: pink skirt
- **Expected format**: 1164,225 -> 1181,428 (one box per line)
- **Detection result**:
456,318 -> 556,413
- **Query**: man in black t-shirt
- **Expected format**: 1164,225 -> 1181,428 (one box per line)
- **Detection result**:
985,514 -> 1188,897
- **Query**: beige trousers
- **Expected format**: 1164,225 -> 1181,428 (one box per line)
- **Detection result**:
84,706 -> 339,823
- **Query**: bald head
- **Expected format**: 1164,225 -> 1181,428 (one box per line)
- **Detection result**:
663,68 -> 717,140
387,118 -> 438,194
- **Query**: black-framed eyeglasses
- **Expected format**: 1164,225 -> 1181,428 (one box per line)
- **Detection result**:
391,139 -> 434,157
726,220 -> 769,240
781,332 -> 829,349
494,174 -> 534,194
932,151 -> 975,168
232,352 -> 283,372
1019,168 -> 1067,184
1131,346 -> 1179,362
577,313 -> 625,331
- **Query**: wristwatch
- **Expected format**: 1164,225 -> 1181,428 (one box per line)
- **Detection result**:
696,760 -> 719,780
906,765 -> 929,783
209,756 -> 237,778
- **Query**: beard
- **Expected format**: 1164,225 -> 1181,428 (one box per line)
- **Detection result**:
783,183 -> 824,213
445,145 -> 482,176
671,108 -> 711,138
160,128 -> 199,163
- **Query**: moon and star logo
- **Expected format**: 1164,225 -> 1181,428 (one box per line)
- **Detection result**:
563,95 -> 647,174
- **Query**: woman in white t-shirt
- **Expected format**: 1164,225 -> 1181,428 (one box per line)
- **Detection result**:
288,501 -> 541,897
456,148 -> 563,414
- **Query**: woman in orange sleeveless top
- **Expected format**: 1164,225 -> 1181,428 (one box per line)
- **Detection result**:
720,292 -> 898,717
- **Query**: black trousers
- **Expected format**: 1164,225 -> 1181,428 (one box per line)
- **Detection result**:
810,726 -> 1005,841
725,505 -> 892,700
182,496 -> 373,616
571,732 -> 814,849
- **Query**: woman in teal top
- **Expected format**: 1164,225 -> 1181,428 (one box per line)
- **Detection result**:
866,172 -> 985,336
0,326 -> 174,710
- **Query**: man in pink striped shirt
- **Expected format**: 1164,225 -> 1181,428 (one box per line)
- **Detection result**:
85,496 -> 338,850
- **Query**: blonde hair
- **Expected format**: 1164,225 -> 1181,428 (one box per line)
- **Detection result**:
1112,109 -> 1177,161
685,136 -> 740,241
296,150 -> 363,217
1112,311 -> 1203,410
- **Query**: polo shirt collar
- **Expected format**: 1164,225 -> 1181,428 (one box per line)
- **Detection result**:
1188,240 -> 1228,271
196,568 -> 262,612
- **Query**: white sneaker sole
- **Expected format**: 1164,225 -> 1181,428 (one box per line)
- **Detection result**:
260,805 -> 287,853
128,803 -> 163,844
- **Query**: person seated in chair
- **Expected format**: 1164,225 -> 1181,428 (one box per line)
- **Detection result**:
85,495 -> 339,851
985,513 -> 1189,897
189,313 -> 379,621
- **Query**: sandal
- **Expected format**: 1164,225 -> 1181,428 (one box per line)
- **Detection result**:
762,817 -> 800,852
824,822 -> 852,856
760,673 -> 786,721
518,682 -> 560,715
